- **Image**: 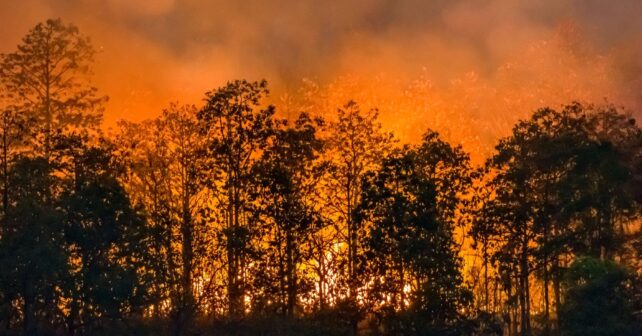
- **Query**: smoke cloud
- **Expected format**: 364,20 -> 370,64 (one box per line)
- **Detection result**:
1,0 -> 641,156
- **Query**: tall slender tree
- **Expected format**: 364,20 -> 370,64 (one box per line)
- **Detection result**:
116,103 -> 210,334
324,101 -> 393,300
197,80 -> 276,319
251,113 -> 326,317
0,18 -> 106,159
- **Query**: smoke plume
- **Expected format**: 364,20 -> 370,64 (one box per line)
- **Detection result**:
1,0 -> 641,158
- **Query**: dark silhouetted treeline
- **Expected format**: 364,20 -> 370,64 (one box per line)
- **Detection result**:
0,19 -> 641,336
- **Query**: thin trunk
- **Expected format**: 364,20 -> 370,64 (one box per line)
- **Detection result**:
346,177 -> 354,290
399,261 -> 405,310
44,36 -> 52,161
2,128 -> 7,222
520,246 -> 531,336
543,221 -> 550,334
525,271 -> 531,334
286,229 -> 296,317
165,215 -> 176,301
178,176 -> 193,335
483,242 -> 489,311
318,242 -> 326,311
347,176 -> 358,336
276,225 -> 286,315
234,182 -> 244,317
493,275 -> 499,313
553,257 -> 562,333
226,183 -> 237,318
348,180 -> 362,336
227,170 -> 244,319
506,275 -> 515,336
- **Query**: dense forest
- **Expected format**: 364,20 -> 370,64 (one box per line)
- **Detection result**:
0,19 -> 641,336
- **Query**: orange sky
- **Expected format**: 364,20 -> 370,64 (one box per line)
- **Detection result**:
1,1 -> 641,158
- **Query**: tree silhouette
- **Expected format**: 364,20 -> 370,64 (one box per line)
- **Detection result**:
1,19 -> 642,336
356,131 -> 473,334
197,80 -> 276,319
472,103 -> 642,335
0,157 -> 65,335
0,103 -> 29,219
57,138 -> 156,335
251,113 -> 326,317
559,257 -> 640,336
0,18 -> 106,159
325,101 -> 392,297
116,104 -> 210,334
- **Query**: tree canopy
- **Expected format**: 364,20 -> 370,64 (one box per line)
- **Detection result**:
0,19 -> 641,336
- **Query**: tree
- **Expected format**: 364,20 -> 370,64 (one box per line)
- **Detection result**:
251,113 -> 326,317
559,257 -> 640,336
571,105 -> 641,258
116,104 -> 209,334
0,99 -> 29,220
0,156 -> 66,335
197,80 -> 276,318
59,140 -> 157,335
162,104 -> 208,333
324,101 -> 393,300
356,131 -> 473,335
0,18 -> 106,159
116,116 -> 178,320
471,103 -> 641,335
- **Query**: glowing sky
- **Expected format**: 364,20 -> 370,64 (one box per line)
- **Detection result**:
1,0 -> 641,152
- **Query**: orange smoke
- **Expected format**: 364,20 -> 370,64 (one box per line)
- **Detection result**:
0,0 -> 640,154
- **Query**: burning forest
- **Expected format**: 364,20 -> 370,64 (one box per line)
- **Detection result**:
0,1 -> 641,335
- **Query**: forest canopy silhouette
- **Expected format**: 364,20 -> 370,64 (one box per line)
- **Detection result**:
0,18 -> 641,336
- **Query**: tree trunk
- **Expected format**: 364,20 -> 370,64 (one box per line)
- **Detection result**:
178,181 -> 193,335
543,221 -> 550,334
2,129 -> 8,220
483,242 -> 489,311
44,40 -> 52,161
346,178 -> 354,295
520,242 -> 531,336
228,179 -> 244,319
286,229 -> 296,317
553,257 -> 562,333
506,275 -> 516,336
318,241 -> 327,311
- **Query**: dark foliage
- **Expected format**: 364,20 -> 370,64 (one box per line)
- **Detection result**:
0,19 -> 641,336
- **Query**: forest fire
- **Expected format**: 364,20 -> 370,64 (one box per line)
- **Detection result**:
0,1 -> 641,336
